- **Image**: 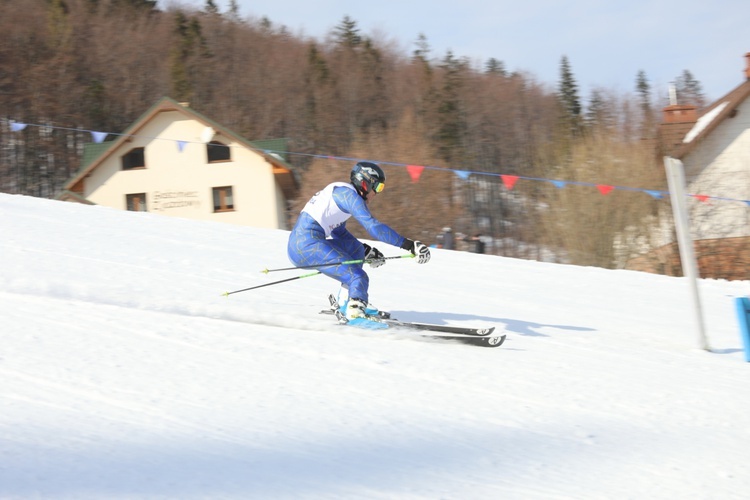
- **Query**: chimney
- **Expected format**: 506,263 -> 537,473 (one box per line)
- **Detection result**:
662,104 -> 698,124
745,52 -> 750,80
660,102 -> 698,157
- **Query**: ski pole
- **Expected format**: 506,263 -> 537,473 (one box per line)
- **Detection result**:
222,270 -> 322,296
260,254 -> 414,274
260,259 -> 363,274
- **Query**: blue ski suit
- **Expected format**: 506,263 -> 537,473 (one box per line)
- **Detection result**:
287,182 -> 406,302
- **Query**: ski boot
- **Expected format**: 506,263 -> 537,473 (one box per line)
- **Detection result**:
345,298 -> 389,330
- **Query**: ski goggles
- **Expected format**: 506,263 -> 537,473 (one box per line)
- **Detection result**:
373,181 -> 385,193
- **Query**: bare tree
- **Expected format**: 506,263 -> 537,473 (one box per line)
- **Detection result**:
0,0 -> 678,276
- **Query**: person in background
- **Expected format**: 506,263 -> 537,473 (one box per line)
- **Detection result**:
287,161 -> 431,324
468,233 -> 485,254
440,227 -> 454,250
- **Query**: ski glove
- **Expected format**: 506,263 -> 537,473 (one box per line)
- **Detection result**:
400,238 -> 431,264
363,243 -> 386,268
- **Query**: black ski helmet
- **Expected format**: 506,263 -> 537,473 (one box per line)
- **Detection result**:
350,161 -> 386,199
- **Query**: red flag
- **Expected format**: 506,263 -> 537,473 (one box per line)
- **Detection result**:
692,194 -> 710,203
406,165 -> 425,183
596,184 -> 615,195
501,175 -> 519,190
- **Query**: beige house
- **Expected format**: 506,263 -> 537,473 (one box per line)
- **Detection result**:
627,53 -> 750,280
58,96 -> 298,229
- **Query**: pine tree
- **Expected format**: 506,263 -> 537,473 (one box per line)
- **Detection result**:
204,0 -> 219,15
558,55 -> 581,116
169,12 -> 211,102
636,70 -> 651,114
485,58 -> 507,77
585,89 -> 605,129
412,33 -> 431,65
47,0 -> 72,48
170,12 -> 192,101
675,70 -> 705,107
436,51 -> 467,163
228,0 -> 240,21
333,16 -> 361,49
557,55 -> 581,135
635,70 -> 655,138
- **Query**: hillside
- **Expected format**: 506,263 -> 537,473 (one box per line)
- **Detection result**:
1,193 -> 749,499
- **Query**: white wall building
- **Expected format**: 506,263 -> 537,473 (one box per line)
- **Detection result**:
627,53 -> 750,280
666,56 -> 750,241
59,97 -> 298,229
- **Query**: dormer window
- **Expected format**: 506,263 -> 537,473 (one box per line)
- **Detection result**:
207,140 -> 231,163
121,147 -> 145,170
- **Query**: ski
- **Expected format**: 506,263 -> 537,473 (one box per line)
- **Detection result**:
383,319 -> 506,347
321,295 -> 506,348
383,319 -> 496,337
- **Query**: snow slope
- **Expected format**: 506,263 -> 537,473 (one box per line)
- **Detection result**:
1,193 -> 749,499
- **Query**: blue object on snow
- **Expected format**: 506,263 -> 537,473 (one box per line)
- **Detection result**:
736,297 -> 750,362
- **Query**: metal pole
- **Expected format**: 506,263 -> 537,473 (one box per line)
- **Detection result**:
664,156 -> 709,350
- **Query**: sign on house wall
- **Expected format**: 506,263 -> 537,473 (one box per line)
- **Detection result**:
152,190 -> 201,212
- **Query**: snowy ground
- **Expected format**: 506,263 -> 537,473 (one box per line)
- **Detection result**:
1,193 -> 749,499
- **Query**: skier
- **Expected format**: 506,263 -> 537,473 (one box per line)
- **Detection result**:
287,161 -> 431,323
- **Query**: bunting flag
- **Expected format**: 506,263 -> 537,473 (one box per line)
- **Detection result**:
501,175 -> 519,190
3,117 -> 749,209
406,164 -> 425,183
90,131 -> 108,143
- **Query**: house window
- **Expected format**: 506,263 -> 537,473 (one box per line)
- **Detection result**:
212,186 -> 234,212
126,193 -> 147,211
207,140 -> 231,163
122,147 -> 145,170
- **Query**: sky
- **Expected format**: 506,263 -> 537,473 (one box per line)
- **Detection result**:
176,0 -> 749,104
2,192 -> 750,498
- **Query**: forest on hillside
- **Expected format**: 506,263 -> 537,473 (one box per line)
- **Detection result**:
0,0 -> 708,268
